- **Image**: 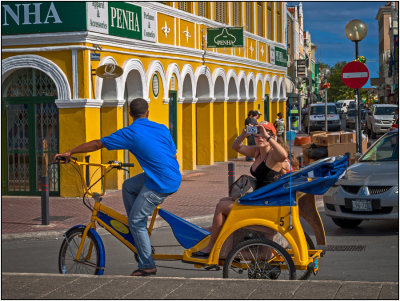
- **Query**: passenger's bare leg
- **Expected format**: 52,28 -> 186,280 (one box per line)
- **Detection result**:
198,197 -> 233,253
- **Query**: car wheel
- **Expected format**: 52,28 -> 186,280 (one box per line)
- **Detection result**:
331,218 -> 362,229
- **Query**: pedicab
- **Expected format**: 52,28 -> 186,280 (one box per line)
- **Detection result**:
57,155 -> 348,280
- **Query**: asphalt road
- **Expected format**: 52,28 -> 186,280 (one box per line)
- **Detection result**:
2,206 -> 398,282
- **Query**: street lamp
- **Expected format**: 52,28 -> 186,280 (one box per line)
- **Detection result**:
345,19 -> 367,154
322,68 -> 331,132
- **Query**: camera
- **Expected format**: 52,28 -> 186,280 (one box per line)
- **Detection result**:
246,126 -> 258,134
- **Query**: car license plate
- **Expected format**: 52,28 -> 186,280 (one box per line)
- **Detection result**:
351,199 -> 372,212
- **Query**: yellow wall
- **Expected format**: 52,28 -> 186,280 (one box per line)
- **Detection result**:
196,102 -> 214,165
58,107 -> 102,196
213,102 -> 228,162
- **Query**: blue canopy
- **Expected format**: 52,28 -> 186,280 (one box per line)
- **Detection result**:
238,156 -> 348,207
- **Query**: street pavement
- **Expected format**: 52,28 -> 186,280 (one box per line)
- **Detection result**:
2,142 -> 398,299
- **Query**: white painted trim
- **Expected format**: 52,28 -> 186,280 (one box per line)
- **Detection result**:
72,49 -> 79,99
195,65 -> 213,99
247,72 -> 256,98
181,64 -> 196,99
88,50 -> 92,99
55,98 -> 103,108
166,63 -> 182,99
226,69 -> 239,99
146,60 -> 167,101
255,72 -> 265,96
271,75 -> 279,99
238,70 -> 248,99
212,67 -> 228,100
121,58 -> 147,101
101,99 -> 126,107
2,54 -> 71,100
95,56 -> 120,101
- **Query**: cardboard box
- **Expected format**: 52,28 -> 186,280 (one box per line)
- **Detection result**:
327,137 -> 368,160
341,132 -> 356,144
310,131 -> 326,143
316,132 -> 341,146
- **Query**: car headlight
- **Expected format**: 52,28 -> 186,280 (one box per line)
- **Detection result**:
374,118 -> 382,124
394,186 -> 398,194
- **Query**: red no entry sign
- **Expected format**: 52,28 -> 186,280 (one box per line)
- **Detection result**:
341,61 -> 369,89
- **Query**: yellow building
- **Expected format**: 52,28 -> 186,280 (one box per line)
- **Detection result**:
2,2 -> 288,196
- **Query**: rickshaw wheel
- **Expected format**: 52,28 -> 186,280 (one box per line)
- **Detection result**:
223,238 -> 296,280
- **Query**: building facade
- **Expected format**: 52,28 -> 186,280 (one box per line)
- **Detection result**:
373,2 -> 398,104
2,1 -> 288,196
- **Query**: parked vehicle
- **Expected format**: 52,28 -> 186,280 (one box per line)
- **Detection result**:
335,101 -> 344,114
323,129 -> 399,228
366,104 -> 398,138
338,99 -> 354,114
345,109 -> 356,129
304,103 -> 341,132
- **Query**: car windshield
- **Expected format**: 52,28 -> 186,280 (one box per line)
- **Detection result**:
347,110 -> 355,117
375,106 -> 397,115
310,105 -> 337,115
360,132 -> 398,162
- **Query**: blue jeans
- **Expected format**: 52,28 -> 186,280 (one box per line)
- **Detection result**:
122,173 -> 170,269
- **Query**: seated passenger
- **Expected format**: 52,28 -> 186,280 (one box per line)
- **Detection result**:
192,122 -> 297,258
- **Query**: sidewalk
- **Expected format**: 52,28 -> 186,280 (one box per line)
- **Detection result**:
2,273 -> 398,299
1,142 -> 303,239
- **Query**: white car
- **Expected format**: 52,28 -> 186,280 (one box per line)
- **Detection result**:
305,103 -> 341,132
366,104 -> 398,138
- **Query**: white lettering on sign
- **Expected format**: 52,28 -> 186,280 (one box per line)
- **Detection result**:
110,7 -> 139,32
342,72 -> 368,78
2,2 -> 62,26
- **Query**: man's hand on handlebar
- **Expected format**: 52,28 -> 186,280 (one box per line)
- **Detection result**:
53,152 -> 72,164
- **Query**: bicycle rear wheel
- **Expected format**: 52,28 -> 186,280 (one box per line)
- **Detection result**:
223,238 -> 296,280
58,228 -> 101,275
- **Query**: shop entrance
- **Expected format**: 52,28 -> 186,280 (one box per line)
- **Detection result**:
2,68 -> 59,195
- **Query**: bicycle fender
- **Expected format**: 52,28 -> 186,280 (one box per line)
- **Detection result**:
64,225 -> 106,275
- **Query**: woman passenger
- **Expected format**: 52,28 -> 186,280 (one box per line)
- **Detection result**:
192,122 -> 292,258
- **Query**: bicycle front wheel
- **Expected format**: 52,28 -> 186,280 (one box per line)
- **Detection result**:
223,238 -> 296,280
58,228 -> 101,275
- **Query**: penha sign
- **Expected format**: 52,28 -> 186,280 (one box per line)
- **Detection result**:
2,1 -> 156,42
207,27 -> 243,48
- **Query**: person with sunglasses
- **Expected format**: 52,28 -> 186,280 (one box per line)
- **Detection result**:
192,122 -> 289,258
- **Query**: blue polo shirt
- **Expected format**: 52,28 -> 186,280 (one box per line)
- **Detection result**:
100,118 -> 181,194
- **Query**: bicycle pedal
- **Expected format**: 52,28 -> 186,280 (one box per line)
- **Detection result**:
204,265 -> 220,271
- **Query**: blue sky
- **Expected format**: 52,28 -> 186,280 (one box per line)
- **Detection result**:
288,1 -> 386,87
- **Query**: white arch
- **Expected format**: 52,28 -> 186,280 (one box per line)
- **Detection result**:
226,69 -> 239,100
212,67 -> 227,101
94,56 -> 123,103
166,63 -> 182,100
237,70 -> 248,100
247,72 -> 256,100
181,64 -> 196,102
255,73 -> 265,98
122,58 -> 146,102
146,60 -> 167,102
271,75 -> 279,100
278,76 -> 286,101
2,54 -> 71,100
195,65 -> 213,101
264,74 -> 272,96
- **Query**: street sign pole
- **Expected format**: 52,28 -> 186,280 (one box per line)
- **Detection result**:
355,41 -> 362,154
341,60 -> 369,155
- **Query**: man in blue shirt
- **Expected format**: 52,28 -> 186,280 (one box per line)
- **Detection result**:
54,98 -> 181,276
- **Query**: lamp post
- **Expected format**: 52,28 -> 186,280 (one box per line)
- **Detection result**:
345,19 -> 367,154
